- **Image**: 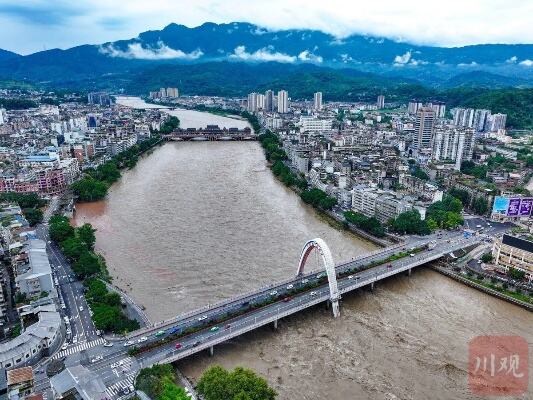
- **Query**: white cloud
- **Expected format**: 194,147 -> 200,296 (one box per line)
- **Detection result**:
394,51 -> 411,65
99,40 -> 203,60
229,45 -> 296,62
506,56 -> 518,63
519,59 -> 533,66
298,50 -> 323,63
4,0 -> 533,54
457,61 -> 479,67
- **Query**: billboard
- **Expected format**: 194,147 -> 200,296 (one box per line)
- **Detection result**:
492,196 -> 510,215
492,196 -> 533,217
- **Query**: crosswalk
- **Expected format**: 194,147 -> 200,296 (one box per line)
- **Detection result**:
106,372 -> 136,397
52,338 -> 106,359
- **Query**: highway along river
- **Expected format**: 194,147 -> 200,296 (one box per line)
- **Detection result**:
74,115 -> 532,400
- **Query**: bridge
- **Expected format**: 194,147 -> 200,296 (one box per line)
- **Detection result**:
119,232 -> 482,368
163,126 -> 257,141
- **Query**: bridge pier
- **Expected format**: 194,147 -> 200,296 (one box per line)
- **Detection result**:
408,268 -> 412,277
273,319 -> 278,330
331,299 -> 340,318
370,282 -> 375,291
208,346 -> 214,357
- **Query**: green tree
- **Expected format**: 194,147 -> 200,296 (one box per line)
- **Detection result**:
197,366 -> 276,400
71,177 -> 109,202
77,223 -> 96,250
73,251 -> 101,278
481,253 -> 493,263
508,267 -> 526,281
49,215 -> 75,243
157,378 -> 189,400
448,188 -> 470,207
23,207 -> 43,226
61,237 -> 87,261
472,196 -> 489,215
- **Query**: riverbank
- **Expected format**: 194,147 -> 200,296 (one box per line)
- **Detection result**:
432,264 -> 533,311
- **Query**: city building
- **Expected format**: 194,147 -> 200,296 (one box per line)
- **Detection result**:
87,92 -> 111,107
314,92 -> 323,111
432,127 -> 475,170
376,95 -> 385,109
408,100 -> 423,114
492,235 -> 533,281
299,116 -> 332,133
489,113 -> 507,132
15,240 -> 53,297
413,107 -> 436,153
277,90 -> 289,114
247,92 -> 264,113
265,90 -> 274,112
50,365 -> 107,400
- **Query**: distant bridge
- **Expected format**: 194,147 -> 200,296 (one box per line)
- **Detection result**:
163,125 -> 257,141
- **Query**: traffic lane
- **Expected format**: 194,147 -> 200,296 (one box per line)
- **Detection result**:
128,234 -> 465,340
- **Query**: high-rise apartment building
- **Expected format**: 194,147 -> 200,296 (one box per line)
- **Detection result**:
408,100 -> 423,114
277,90 -> 289,113
0,108 -> 5,125
87,92 -> 112,106
265,90 -> 274,112
247,92 -> 265,112
377,95 -> 385,109
314,92 -> 323,111
428,102 -> 446,118
413,107 -> 436,151
489,113 -> 507,132
473,109 -> 491,132
452,108 -> 475,128
432,127 -> 475,170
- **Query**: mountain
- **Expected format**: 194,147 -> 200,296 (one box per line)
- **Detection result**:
442,71 -> 533,89
1,22 -> 533,87
0,48 -> 20,61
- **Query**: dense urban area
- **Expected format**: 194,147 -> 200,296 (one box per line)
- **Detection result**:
0,83 -> 531,400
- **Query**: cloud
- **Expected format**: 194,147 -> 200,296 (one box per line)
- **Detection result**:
506,56 -> 518,63
229,45 -> 296,62
519,59 -> 533,67
0,2 -> 84,25
99,41 -> 203,60
298,50 -> 323,63
394,51 -> 412,65
457,61 -> 479,67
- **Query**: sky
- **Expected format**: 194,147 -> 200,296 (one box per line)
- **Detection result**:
1,0 -> 533,55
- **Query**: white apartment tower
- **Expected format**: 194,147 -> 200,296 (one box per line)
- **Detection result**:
314,92 -> 323,111
414,107 -> 436,151
432,128 -> 475,170
377,95 -> 385,109
277,90 -> 289,113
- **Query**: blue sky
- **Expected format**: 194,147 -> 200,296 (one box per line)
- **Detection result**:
1,0 -> 533,55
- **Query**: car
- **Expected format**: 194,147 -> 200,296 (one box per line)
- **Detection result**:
103,342 -> 113,347
91,355 -> 103,363
387,264 -> 393,269
175,342 -> 182,349
224,324 -> 231,330
301,279 -> 309,284
168,326 -> 181,335
79,306 -> 83,311
282,296 -> 292,302
310,291 -> 318,296
210,326 -> 220,332
197,315 -> 208,321
129,385 -> 135,393
192,340 -> 201,347
409,253 -> 415,257
316,273 -> 324,278
155,330 -> 165,337
96,330 -> 101,336
61,304 -> 66,309
73,337 -> 78,344
111,362 -> 119,368
123,340 -> 135,347
348,275 -> 354,280
286,284 -> 294,290
138,336 -> 147,343
61,343 -> 68,350
270,290 -> 278,296
122,387 -> 130,395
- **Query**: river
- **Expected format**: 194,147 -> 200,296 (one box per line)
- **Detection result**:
73,98 -> 532,399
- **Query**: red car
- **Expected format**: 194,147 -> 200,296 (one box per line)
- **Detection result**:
282,296 -> 292,302
175,343 -> 182,349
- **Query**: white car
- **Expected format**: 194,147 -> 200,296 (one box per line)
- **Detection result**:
348,275 -> 354,280
111,362 -> 119,368
286,284 -> 294,290
73,337 -> 78,344
79,306 -> 84,312
137,336 -> 148,343
197,315 -> 208,321
123,340 -> 135,347
103,342 -> 113,347
91,355 -> 103,363
310,291 -> 318,296
269,290 -> 278,296
301,279 -> 309,284
61,343 -> 68,350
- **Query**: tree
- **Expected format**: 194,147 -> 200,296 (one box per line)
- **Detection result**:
412,166 -> 429,181
73,251 -> 101,278
71,177 -> 108,202
61,237 -> 87,261
23,207 -> 43,226
481,253 -> 493,263
77,223 -> 96,250
197,366 -> 277,400
390,210 -> 428,235
448,188 -> 470,207
157,378 -> 189,400
508,267 -> 526,281
49,216 -> 75,243
472,196 -> 489,215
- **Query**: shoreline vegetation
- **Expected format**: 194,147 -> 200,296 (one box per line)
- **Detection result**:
49,215 -> 140,333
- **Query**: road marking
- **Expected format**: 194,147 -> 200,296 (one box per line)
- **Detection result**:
105,373 -> 136,397
52,338 -> 105,359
